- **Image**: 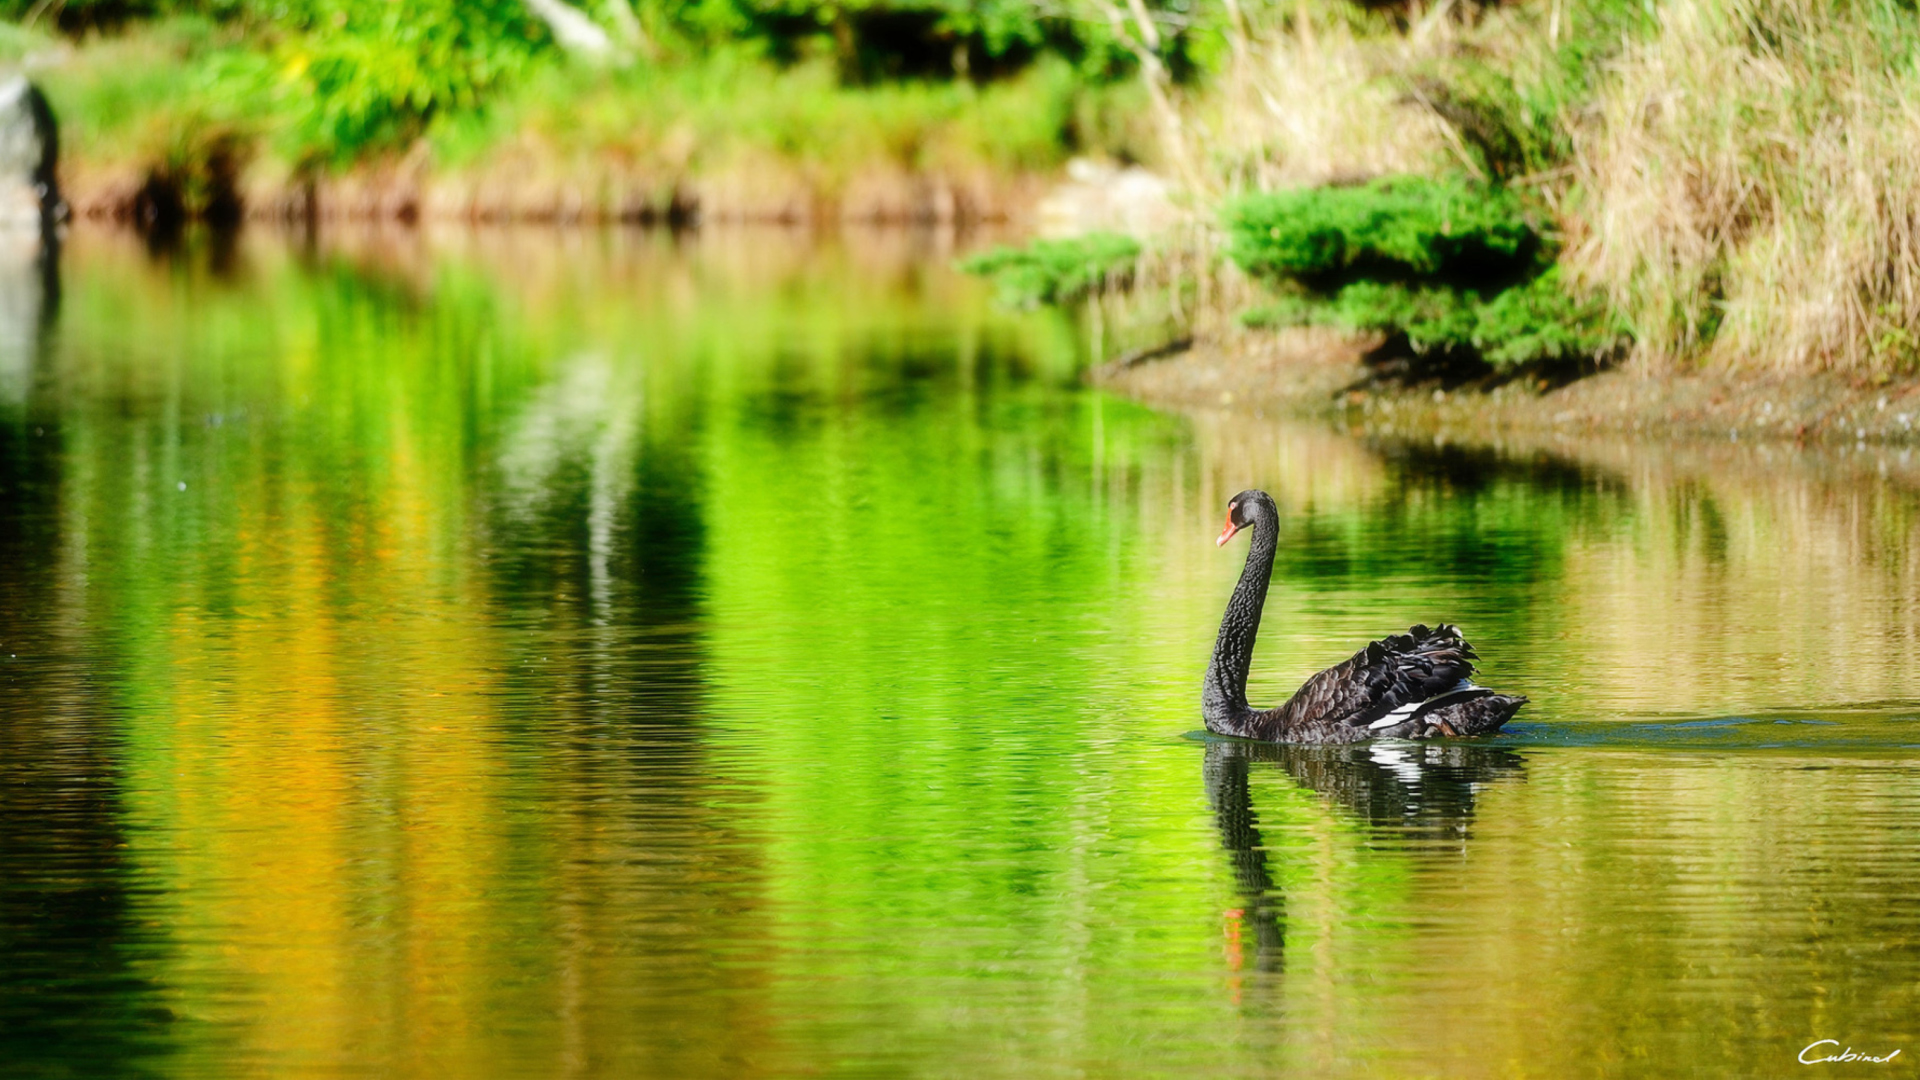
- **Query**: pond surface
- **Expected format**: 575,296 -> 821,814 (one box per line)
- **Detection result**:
2,227 -> 1918,1078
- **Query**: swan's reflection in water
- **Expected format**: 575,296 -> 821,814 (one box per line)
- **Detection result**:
1203,739 -> 1527,974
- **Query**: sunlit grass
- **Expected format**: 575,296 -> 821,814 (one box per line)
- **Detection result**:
33,20 -> 247,168
1176,0 -> 1920,375
437,53 -> 1152,175
29,17 -> 1154,218
1566,0 -> 1920,373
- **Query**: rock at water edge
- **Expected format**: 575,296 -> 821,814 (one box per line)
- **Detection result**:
0,76 -> 63,230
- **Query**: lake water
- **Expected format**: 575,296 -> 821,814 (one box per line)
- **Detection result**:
2,227 -> 1917,1078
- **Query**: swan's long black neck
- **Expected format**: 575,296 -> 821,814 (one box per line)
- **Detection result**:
1204,510 -> 1277,737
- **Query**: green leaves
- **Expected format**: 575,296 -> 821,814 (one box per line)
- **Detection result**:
267,0 -> 545,162
1246,272 -> 1627,367
1226,177 -> 1541,286
1228,176 -> 1626,371
958,232 -> 1142,307
1470,268 -> 1628,368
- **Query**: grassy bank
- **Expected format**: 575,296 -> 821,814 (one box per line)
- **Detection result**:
1565,0 -> 1920,373
1098,329 -> 1920,446
970,0 -> 1920,380
1238,0 -> 1920,376
12,0 -> 1920,375
3,8 -> 1157,223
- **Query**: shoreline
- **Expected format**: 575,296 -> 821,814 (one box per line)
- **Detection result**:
35,216 -> 1920,450
58,160 -> 1052,228
1099,329 -> 1920,448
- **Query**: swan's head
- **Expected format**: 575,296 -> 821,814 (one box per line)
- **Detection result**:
1217,489 -> 1274,547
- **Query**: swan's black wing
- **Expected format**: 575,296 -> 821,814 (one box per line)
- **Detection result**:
1258,624 -> 1494,740
1404,692 -> 1528,738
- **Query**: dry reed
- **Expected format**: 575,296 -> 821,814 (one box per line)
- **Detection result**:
1168,0 -> 1920,376
1563,0 -> 1920,372
1180,7 -> 1458,199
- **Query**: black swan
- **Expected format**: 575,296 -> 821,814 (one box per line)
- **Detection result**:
1204,489 -> 1527,743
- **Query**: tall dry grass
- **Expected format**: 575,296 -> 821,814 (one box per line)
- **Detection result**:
1181,7 -> 1457,199
1565,0 -> 1920,373
1112,4 -> 1466,347
1171,0 -> 1920,376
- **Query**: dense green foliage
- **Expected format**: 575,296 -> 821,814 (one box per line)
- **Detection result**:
1226,177 -> 1541,287
1243,269 -> 1627,368
2,1 -> 551,163
956,177 -> 1625,371
5,0 -> 1215,164
1230,177 -> 1625,370
653,0 -> 1163,81
958,232 -> 1142,307
269,0 -> 546,161
1468,268 -> 1629,368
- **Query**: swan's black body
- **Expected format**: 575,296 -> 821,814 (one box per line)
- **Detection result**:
1203,490 -> 1526,743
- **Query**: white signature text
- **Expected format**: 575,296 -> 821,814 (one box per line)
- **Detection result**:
1801,1041 -> 1902,1065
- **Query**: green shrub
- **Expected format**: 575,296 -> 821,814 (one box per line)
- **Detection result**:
1226,176 -> 1542,287
263,0 -> 547,163
643,0 -> 1210,86
1330,281 -> 1479,351
1241,283 -> 1476,351
959,232 -> 1141,307
1228,175 -> 1624,370
1470,268 -> 1628,367
1245,270 -> 1627,366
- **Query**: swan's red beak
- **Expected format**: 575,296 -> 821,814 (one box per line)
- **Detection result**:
1216,517 -> 1240,547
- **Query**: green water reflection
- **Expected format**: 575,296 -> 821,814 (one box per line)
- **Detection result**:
1,227 -> 1917,1078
